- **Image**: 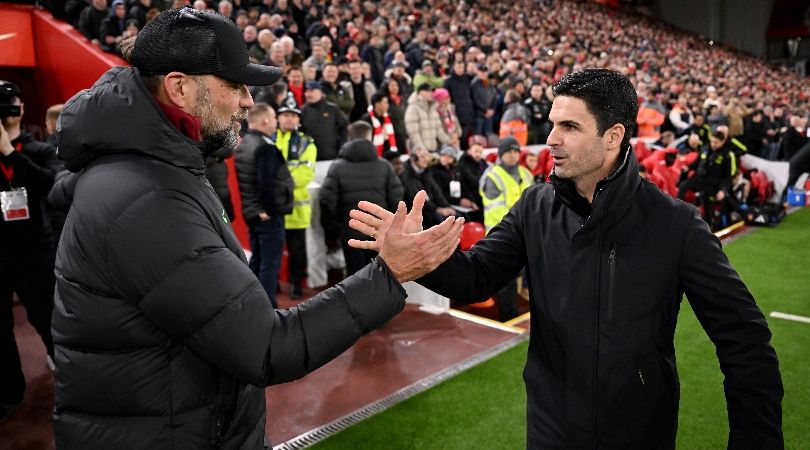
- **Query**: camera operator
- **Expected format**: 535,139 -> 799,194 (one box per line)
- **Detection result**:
0,81 -> 60,421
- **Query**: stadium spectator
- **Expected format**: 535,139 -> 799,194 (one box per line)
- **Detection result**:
267,41 -> 286,67
386,60 -> 414,99
77,0 -> 108,46
399,146 -> 455,227
236,104 -> 292,307
405,83 -> 451,153
320,63 -> 354,119
301,81 -> 348,161
127,0 -> 152,29
361,35 -> 387,86
668,97 -> 694,137
741,110 -> 768,157
1,81 -> 59,420
443,58 -> 475,147
248,29 -> 276,64
353,68 -> 783,449
303,42 -> 328,76
52,10 -> 462,447
430,144 -> 478,217
432,88 -> 462,148
413,60 -> 443,90
286,66 -> 305,107
98,0 -> 128,53
524,82 -> 552,145
471,64 -> 497,138
380,78 -> 409,153
320,121 -> 403,276
362,92 -> 398,156
347,60 -> 376,122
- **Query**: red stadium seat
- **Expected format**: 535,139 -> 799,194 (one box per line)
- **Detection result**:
651,162 -> 678,197
634,141 -> 652,162
460,222 -> 486,250
640,151 -> 663,173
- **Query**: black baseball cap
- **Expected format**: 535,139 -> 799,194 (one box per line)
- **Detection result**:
131,7 -> 282,86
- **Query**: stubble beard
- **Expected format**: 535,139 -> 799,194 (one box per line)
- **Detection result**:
553,138 -> 605,183
194,78 -> 248,149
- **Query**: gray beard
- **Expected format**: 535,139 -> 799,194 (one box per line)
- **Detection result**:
194,78 -> 247,149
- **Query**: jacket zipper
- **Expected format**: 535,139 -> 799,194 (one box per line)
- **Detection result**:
638,369 -> 646,385
607,245 -> 616,321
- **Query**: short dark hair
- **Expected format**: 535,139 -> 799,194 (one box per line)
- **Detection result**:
348,121 -> 373,141
370,92 -> 387,106
552,68 -> 638,149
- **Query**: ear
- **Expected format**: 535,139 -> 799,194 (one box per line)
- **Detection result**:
604,123 -> 625,151
161,72 -> 198,111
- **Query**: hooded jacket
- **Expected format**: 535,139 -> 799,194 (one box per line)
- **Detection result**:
319,139 -> 402,240
418,148 -> 782,449
53,67 -> 407,450
404,93 -> 450,152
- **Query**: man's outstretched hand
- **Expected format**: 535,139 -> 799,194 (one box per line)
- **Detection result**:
348,191 -> 463,283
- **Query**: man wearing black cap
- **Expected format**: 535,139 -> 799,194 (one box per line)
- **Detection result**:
0,81 -> 60,421
52,8 -> 463,448
301,81 -> 348,162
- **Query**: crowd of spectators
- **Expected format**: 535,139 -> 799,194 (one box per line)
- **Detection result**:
46,0 -> 810,271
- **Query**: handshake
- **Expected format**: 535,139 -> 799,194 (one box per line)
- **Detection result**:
347,190 -> 465,283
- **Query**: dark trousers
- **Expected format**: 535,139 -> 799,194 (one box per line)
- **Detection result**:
0,247 -> 55,405
248,215 -> 285,308
341,237 -> 376,277
496,277 -> 519,322
285,228 -> 307,287
678,177 -> 718,227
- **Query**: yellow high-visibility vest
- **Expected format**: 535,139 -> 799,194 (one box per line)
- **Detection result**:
272,129 -> 317,230
481,164 -> 532,232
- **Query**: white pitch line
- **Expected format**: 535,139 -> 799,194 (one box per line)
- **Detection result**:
770,311 -> 810,324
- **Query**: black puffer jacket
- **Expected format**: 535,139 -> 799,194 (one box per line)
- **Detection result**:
419,148 -> 782,448
53,67 -> 407,450
319,139 -> 402,240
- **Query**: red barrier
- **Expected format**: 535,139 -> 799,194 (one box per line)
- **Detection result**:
225,157 -> 250,248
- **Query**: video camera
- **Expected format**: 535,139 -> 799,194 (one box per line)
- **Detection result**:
0,82 -> 22,118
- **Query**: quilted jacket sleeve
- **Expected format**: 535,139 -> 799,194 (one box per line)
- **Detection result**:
102,189 -> 406,386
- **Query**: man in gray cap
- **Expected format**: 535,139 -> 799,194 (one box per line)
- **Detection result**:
52,8 -> 463,449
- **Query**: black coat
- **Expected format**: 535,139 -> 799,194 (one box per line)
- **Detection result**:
455,153 -> 487,210
419,148 -> 782,448
398,160 -> 449,227
470,78 -> 497,118
443,73 -> 474,126
301,99 -> 349,161
319,139 -> 402,240
53,67 -> 407,449
1,131 -> 60,250
235,130 -> 293,224
77,5 -> 107,41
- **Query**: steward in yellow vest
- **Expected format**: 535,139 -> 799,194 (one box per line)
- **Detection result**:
272,100 -> 318,298
480,137 -> 533,233
272,104 -> 318,230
